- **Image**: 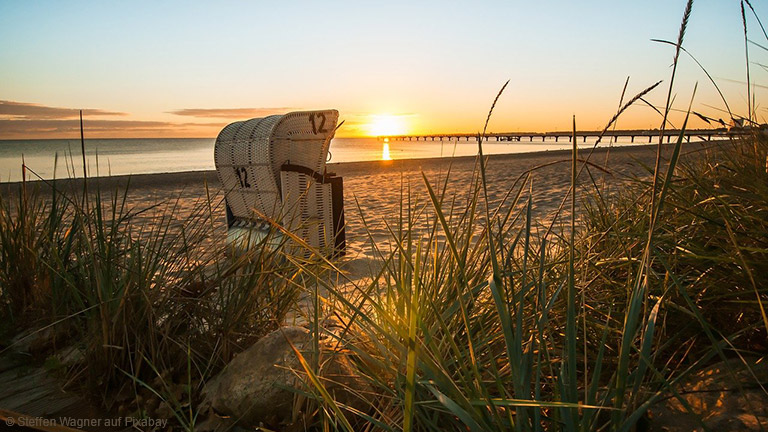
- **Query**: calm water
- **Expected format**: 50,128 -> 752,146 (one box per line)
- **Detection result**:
0,137 -> 644,183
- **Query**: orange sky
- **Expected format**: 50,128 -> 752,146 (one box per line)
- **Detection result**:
0,1 -> 765,140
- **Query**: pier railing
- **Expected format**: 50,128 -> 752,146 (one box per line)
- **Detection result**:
384,128 -> 748,143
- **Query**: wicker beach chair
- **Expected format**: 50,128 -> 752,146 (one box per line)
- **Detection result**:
214,110 -> 345,257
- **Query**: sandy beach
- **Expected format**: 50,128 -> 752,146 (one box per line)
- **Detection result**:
4,142 -> 712,274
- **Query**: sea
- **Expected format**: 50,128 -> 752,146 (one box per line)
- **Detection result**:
0,137 -> 644,183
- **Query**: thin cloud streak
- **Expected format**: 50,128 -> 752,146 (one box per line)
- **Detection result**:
168,107 -> 295,118
0,100 -> 127,119
0,119 -> 226,139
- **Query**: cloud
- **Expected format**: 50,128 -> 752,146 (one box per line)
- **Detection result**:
0,100 -> 230,138
0,100 -> 127,120
168,107 -> 294,119
0,101 -> 383,138
0,119 -> 226,139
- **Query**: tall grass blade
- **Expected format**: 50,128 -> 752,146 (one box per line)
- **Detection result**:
423,382 -> 484,432
741,1 -> 753,122
651,39 -> 733,120
403,241 -> 421,432
289,338 -> 355,432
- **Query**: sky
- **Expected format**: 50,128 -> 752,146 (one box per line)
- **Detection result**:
0,0 -> 766,139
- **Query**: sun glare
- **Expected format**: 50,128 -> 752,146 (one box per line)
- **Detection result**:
367,114 -> 408,137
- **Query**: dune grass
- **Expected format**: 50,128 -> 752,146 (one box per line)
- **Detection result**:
285,131 -> 767,432
0,168 -> 316,422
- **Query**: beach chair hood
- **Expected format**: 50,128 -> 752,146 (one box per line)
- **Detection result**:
214,110 -> 338,221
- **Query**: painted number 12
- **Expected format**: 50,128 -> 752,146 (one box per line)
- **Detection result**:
234,167 -> 250,188
309,112 -> 327,134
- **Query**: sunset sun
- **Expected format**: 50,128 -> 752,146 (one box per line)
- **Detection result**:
367,114 -> 408,137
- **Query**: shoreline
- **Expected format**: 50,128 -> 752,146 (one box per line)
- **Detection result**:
0,141 -> 708,188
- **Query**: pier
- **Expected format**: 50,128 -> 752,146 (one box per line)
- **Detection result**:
384,128 -> 745,143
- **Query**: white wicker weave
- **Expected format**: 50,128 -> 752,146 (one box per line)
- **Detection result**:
214,110 -> 340,253
279,170 -> 335,255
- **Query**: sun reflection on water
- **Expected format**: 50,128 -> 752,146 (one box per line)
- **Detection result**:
382,138 -> 391,161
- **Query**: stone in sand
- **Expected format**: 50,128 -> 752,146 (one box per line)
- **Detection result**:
200,325 -> 369,428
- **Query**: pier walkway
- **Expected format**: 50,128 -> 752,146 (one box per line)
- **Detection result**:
385,128 -> 746,143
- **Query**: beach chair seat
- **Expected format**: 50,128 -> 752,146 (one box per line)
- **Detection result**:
214,110 -> 344,257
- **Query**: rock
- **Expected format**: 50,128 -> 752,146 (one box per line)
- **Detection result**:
200,326 -> 369,428
646,357 -> 768,431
